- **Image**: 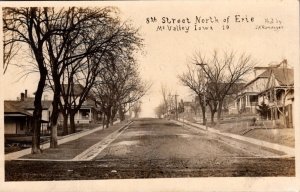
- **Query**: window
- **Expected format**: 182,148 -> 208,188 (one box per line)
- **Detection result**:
81,109 -> 90,120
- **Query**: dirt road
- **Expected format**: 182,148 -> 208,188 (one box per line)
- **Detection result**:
5,118 -> 294,180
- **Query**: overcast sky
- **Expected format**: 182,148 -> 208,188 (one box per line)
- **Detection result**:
2,1 -> 299,117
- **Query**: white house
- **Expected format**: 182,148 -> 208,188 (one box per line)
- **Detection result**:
58,84 -> 98,125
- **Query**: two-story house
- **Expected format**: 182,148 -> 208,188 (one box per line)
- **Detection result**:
228,68 -> 270,114
58,84 -> 99,125
259,64 -> 294,127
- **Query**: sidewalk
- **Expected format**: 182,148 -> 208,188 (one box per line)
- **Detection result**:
5,120 -> 131,161
176,119 -> 295,157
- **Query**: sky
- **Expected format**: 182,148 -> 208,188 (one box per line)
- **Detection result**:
2,1 -> 299,118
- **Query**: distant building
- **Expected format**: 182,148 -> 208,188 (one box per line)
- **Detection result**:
58,84 -> 99,125
182,101 -> 194,114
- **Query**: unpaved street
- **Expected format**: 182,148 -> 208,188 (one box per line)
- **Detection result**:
5,118 -> 295,180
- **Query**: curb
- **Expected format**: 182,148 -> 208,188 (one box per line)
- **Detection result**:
176,119 -> 295,157
72,121 -> 133,161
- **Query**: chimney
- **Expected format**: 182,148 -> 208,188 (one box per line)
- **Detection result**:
282,59 -> 287,69
21,93 -> 25,101
25,89 -> 28,98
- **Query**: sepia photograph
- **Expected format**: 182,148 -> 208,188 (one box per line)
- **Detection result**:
1,0 -> 299,191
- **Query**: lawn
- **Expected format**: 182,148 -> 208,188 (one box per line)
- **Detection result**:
180,113 -> 295,147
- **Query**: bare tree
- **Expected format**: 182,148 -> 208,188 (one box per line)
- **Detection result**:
3,7 -> 143,151
3,8 -> 60,153
160,84 -> 173,117
178,63 -> 207,124
193,50 -> 255,124
154,103 -> 165,118
132,101 -> 142,118
93,56 -> 148,127
56,15 -> 143,134
3,26 -> 20,74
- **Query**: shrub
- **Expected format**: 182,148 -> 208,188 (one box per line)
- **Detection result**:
257,101 -> 270,120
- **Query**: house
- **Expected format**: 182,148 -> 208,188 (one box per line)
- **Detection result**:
228,69 -> 269,114
4,90 -> 53,135
228,60 -> 294,127
228,60 -> 292,115
4,101 -> 33,135
182,101 -> 194,114
259,62 -> 294,127
58,84 -> 99,125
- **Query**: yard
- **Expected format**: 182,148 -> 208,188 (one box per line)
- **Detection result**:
179,113 -> 295,147
4,123 -> 102,154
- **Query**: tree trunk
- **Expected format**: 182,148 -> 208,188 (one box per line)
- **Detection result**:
210,111 -> 215,124
119,106 -> 125,121
70,112 -> 76,134
110,112 -> 115,126
201,105 -> 206,125
102,114 -> 106,129
106,117 -> 110,128
31,66 -> 47,154
50,96 -> 60,148
216,100 -> 223,126
207,102 -> 215,124
50,61 -> 62,146
62,113 -> 68,135
105,110 -> 111,128
50,123 -> 58,148
111,107 -> 118,125
198,95 -> 206,125
32,112 -> 42,154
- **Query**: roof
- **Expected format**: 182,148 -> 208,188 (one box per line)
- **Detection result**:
61,84 -> 96,100
4,98 -> 52,110
4,101 -> 33,116
270,68 -> 294,86
242,70 -> 270,89
240,65 -> 293,92
62,84 -> 85,96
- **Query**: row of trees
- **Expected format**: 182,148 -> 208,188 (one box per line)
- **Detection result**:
178,50 -> 255,125
3,7 -> 147,153
154,85 -> 178,118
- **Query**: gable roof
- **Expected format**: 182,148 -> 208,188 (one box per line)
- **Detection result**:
271,68 -> 294,86
4,98 -> 52,110
4,101 -> 33,116
61,84 -> 96,101
61,84 -> 85,96
240,65 -> 293,93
